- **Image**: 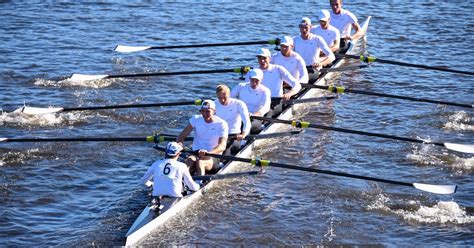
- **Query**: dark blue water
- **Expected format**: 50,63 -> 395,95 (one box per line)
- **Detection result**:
1,1 -> 473,246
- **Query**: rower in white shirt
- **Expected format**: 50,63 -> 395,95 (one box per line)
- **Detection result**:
231,68 -> 271,133
311,9 -> 341,52
214,84 -> 251,154
249,48 -> 301,99
140,142 -> 200,204
177,100 -> 228,178
329,0 -> 363,51
271,36 -> 309,85
293,17 -> 335,83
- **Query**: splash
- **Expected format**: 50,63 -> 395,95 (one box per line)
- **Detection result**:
33,78 -> 115,88
443,111 -> 474,131
0,108 -> 85,127
368,195 -> 473,225
407,145 -> 473,170
401,201 -> 474,224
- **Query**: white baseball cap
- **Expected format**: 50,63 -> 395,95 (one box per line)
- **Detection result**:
319,9 -> 330,21
256,48 -> 271,57
300,17 -> 312,26
165,142 -> 182,156
280,36 -> 293,46
200,99 -> 216,110
248,68 -> 263,81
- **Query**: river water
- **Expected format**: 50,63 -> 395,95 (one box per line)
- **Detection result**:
1,1 -> 473,246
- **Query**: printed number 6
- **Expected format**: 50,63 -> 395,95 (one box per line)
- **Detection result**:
163,163 -> 171,175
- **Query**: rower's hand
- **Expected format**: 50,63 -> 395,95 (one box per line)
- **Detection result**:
282,93 -> 292,101
235,134 -> 245,141
344,36 -> 353,41
198,149 -> 207,158
312,63 -> 322,70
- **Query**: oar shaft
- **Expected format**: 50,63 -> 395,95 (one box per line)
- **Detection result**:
207,153 -> 413,187
341,54 -> 474,76
61,100 -> 200,112
1,137 -> 149,142
304,84 -> 473,109
106,68 -> 238,79
251,116 -> 445,147
148,40 -> 274,49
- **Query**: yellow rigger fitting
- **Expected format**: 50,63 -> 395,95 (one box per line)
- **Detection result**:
242,66 -> 251,73
146,136 -> 155,142
360,55 -> 376,63
291,120 -> 310,128
251,158 -> 270,167
194,99 -> 203,106
336,86 -> 345,93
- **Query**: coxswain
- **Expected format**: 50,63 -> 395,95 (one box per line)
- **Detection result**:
177,100 -> 228,179
329,0 -> 363,51
311,9 -> 341,52
140,142 -> 200,206
214,84 -> 251,154
231,68 -> 271,133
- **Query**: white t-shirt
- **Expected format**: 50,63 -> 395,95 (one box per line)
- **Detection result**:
330,8 -> 358,38
245,64 -> 301,97
271,51 -> 309,84
214,98 -> 251,135
230,82 -> 271,115
293,34 -> 334,65
189,115 -> 228,151
140,158 -> 200,198
311,25 -> 340,49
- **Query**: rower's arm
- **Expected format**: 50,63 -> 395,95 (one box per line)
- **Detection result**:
182,166 -> 200,191
280,67 -> 301,98
331,30 -> 341,52
348,22 -> 362,41
318,37 -> 335,65
210,136 -> 227,154
177,124 -> 193,143
239,102 -> 251,137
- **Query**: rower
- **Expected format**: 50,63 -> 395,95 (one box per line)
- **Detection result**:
248,47 -> 301,115
214,84 -> 251,154
293,17 -> 335,83
231,68 -> 271,134
271,35 -> 309,85
328,0 -> 363,52
311,9 -> 341,53
177,100 -> 228,180
140,142 -> 200,210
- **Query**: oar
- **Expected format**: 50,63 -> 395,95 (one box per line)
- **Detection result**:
192,171 -> 262,181
69,66 -> 251,82
0,131 -> 303,144
306,64 -> 369,72
114,39 -> 281,52
157,130 -> 303,142
337,54 -> 474,76
251,116 -> 474,154
16,99 -> 204,115
199,152 -> 457,195
301,84 -> 473,109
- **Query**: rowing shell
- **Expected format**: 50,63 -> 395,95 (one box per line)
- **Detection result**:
125,16 -> 372,246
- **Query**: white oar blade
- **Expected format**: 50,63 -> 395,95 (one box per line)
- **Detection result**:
18,106 -> 64,115
69,74 -> 109,82
444,142 -> 474,154
413,183 -> 457,195
0,138 -> 7,142
114,45 -> 152,53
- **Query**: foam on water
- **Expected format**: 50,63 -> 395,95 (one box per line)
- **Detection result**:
406,145 -> 474,171
443,111 -> 473,131
33,78 -> 115,88
0,108 -> 84,126
368,195 -> 473,224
